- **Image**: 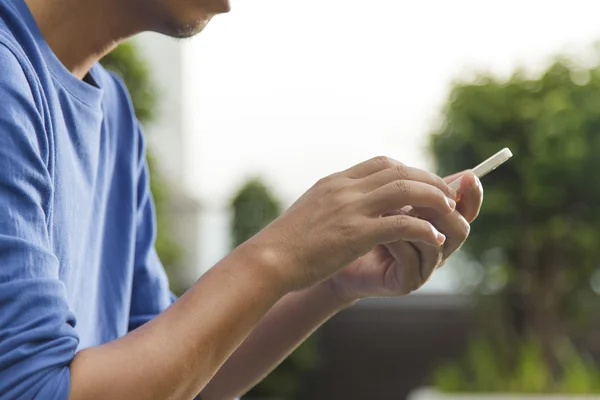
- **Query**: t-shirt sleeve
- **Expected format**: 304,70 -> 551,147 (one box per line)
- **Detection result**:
128,123 -> 176,332
0,44 -> 79,399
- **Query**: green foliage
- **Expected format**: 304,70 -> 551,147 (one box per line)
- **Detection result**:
101,42 -> 183,292
100,42 -> 157,124
147,153 -> 184,275
231,178 -> 282,247
431,58 -> 600,275
248,338 -> 320,400
434,338 -> 600,394
230,178 -> 319,399
430,44 -> 600,392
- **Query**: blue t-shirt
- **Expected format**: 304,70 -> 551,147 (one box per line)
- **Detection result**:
0,0 -> 175,398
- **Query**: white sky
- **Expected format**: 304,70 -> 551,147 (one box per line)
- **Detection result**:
179,0 -> 600,285
185,0 -> 600,206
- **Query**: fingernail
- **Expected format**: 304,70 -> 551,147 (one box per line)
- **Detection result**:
446,198 -> 456,211
436,232 -> 446,246
472,177 -> 480,190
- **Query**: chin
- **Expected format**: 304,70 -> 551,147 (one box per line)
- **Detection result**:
214,0 -> 232,13
153,0 -> 231,38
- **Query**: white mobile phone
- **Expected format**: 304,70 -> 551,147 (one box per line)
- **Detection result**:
448,147 -> 513,191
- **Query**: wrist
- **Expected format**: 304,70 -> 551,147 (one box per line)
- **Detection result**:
232,239 -> 294,298
320,278 -> 359,310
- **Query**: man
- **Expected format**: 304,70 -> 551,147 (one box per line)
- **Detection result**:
0,0 -> 483,399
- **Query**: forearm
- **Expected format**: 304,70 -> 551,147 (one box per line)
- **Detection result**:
69,246 -> 286,400
200,280 -> 354,400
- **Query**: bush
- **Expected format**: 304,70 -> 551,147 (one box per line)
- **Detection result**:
429,43 -> 600,392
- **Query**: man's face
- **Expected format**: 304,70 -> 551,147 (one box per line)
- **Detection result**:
140,0 -> 231,38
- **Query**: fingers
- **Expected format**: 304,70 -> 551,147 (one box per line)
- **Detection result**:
365,171 -> 482,298
362,180 -> 456,217
342,156 -> 398,179
368,213 -> 447,248
383,241 -> 423,293
384,239 -> 441,292
408,240 -> 444,280
342,156 -> 456,199
411,206 -> 470,260
357,163 -> 456,199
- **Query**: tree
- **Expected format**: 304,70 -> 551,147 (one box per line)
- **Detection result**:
231,178 -> 282,248
430,44 -> 600,393
230,178 -> 319,399
100,42 -> 156,123
101,42 -> 183,293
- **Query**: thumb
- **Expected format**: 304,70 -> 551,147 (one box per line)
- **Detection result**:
445,171 -> 483,223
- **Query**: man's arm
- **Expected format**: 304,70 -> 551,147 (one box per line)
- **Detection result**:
70,248 -> 287,400
200,280 -> 351,400
72,154 -> 460,399
0,45 -> 460,399
0,45 -> 289,400
68,124 -> 287,400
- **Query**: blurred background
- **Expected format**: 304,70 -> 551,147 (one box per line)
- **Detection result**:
102,0 -> 600,399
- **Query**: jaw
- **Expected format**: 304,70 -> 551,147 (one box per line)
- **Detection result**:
139,0 -> 231,38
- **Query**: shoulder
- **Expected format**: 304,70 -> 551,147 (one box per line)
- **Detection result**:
0,27 -> 48,145
0,32 -> 49,157
0,30 -> 39,100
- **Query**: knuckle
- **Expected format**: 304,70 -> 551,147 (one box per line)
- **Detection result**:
317,173 -> 346,194
393,179 -> 411,195
337,218 -> 363,255
392,214 -> 410,231
393,163 -> 410,179
316,175 -> 332,187
373,156 -> 394,169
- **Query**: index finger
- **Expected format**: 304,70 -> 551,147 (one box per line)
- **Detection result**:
356,164 -> 457,200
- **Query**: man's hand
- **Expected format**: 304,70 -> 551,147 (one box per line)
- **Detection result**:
199,161 -> 470,400
326,171 -> 483,302
242,156 -> 457,293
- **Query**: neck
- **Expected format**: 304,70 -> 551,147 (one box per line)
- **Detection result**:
25,0 -> 144,79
